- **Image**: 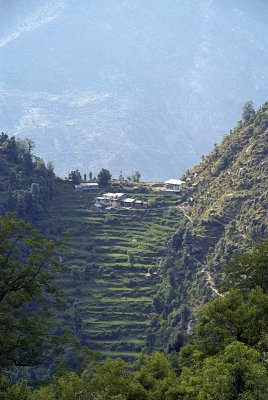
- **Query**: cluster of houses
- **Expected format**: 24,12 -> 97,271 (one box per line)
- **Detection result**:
94,193 -> 146,210
74,179 -> 191,213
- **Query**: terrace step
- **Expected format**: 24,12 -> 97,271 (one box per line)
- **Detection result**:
47,180 -> 185,359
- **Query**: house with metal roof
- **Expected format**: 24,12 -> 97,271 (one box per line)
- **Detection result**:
102,193 -> 126,201
163,179 -> 186,192
119,198 -> 136,208
94,193 -> 127,209
75,182 -> 99,191
94,192 -> 147,210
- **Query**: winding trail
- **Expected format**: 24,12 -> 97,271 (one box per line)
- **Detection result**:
186,319 -> 194,334
178,205 -> 223,297
178,205 -> 194,224
188,252 -> 223,297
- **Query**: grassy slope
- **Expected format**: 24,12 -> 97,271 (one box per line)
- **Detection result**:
45,180 -> 184,358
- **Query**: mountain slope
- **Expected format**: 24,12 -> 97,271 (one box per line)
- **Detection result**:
0,102 -> 267,358
151,102 -> 268,350
0,136 -> 186,358
43,181 -> 185,358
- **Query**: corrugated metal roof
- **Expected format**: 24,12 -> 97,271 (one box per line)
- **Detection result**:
78,182 -> 99,187
164,179 -> 185,185
103,193 -> 125,198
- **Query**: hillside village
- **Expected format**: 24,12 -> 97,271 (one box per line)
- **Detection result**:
1,103 -> 268,398
74,178 -> 191,211
94,192 -> 146,210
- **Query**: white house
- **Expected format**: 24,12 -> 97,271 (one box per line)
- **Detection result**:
94,193 -> 126,208
102,193 -> 126,201
164,179 -> 186,192
75,182 -> 99,191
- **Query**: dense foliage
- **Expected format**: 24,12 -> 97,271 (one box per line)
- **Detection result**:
97,168 -> 112,187
0,213 -> 66,369
0,133 -> 54,220
1,237 -> 267,399
67,170 -> 82,185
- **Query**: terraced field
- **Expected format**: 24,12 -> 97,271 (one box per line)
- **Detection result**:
47,180 -> 184,359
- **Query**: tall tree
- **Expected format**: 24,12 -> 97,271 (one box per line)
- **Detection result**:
242,100 -> 255,122
132,171 -> 141,183
97,168 -> 112,187
67,169 -> 82,185
223,237 -> 268,294
0,213 -> 66,368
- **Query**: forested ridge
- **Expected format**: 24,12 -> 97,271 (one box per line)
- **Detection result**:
149,102 -> 268,351
0,103 -> 268,398
0,133 -> 54,221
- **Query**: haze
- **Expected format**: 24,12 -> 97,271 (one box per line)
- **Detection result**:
1,0 -> 268,180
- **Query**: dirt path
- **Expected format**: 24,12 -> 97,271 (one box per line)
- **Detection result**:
178,205 -> 194,225
178,205 -> 222,297
188,252 -> 223,297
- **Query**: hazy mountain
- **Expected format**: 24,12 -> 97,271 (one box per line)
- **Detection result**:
1,0 -> 268,180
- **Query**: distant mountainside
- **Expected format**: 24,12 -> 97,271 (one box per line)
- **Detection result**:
1,0 -> 268,180
151,101 -> 268,351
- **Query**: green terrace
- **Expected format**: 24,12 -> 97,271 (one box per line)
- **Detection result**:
46,180 -> 185,359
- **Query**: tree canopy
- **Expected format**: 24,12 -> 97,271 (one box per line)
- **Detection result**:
242,100 -> 255,122
1,224 -> 267,398
177,238 -> 268,399
131,171 -> 141,183
67,169 -> 82,185
0,213 -> 66,368
0,133 -> 55,221
223,237 -> 268,294
97,168 -> 112,187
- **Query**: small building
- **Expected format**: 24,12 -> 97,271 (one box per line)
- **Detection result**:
103,193 -> 126,201
102,193 -> 126,207
163,179 -> 186,192
95,196 -> 110,206
94,192 -> 146,210
134,200 -> 144,207
120,198 -> 136,208
75,182 -> 99,191
94,193 -> 126,209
